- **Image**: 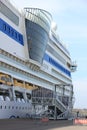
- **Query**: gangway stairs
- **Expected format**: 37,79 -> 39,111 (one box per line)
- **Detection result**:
48,96 -> 68,119
32,96 -> 68,119
54,97 -> 66,112
31,88 -> 71,119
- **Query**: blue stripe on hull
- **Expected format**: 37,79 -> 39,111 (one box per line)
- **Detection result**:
44,53 -> 71,77
0,18 -> 24,45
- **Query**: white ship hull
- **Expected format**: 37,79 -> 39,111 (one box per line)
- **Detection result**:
0,0 -> 77,119
0,101 -> 33,119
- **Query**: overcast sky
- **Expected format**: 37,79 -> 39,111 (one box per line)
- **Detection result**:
11,0 -> 87,109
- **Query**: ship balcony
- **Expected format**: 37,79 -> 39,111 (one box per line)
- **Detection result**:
70,61 -> 77,72
24,8 -> 52,34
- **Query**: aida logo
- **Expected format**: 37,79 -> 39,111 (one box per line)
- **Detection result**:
0,18 -> 24,46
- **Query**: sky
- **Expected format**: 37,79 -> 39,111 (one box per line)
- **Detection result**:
11,0 -> 87,109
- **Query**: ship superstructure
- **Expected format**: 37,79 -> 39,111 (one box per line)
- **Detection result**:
0,0 -> 77,119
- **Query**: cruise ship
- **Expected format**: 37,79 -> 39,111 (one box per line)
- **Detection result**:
0,0 -> 77,119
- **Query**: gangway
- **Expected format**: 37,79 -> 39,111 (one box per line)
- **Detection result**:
31,87 -> 72,119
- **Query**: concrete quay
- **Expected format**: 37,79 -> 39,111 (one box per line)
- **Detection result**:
0,118 -> 86,130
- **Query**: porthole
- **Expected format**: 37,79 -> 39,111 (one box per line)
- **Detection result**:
0,106 -> 2,109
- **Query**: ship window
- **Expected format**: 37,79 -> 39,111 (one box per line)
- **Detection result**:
0,1 -> 19,26
46,44 -> 66,65
12,106 -> 14,109
22,107 -> 24,110
18,34 -> 23,44
3,24 -> 6,31
16,106 -> 18,109
15,32 -> 17,39
19,107 -> 21,110
0,106 -> 2,109
11,29 -> 14,36
18,34 -> 21,41
7,26 -> 11,34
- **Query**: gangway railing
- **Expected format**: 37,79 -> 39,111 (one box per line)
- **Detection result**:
54,97 -> 66,113
32,95 -> 67,113
31,87 -> 72,119
57,110 -> 69,119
